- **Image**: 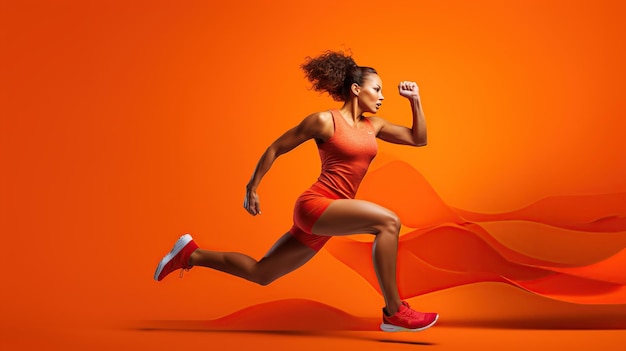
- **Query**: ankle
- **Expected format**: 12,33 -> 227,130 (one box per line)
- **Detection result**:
384,303 -> 400,316
187,248 -> 200,266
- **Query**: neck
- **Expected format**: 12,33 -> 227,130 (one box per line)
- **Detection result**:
339,98 -> 363,122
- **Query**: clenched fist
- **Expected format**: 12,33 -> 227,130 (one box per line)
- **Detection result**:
398,81 -> 420,99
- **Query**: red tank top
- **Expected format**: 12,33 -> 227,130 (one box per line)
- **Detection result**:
314,109 -> 378,199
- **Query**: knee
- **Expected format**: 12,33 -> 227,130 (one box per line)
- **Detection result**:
253,272 -> 278,286
256,278 -> 274,286
376,210 -> 401,235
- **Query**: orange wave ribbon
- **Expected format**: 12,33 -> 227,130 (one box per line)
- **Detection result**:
325,161 -> 626,304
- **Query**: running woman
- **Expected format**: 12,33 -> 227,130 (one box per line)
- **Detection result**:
154,51 -> 438,332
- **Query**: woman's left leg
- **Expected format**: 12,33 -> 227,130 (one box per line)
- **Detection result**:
188,233 -> 317,286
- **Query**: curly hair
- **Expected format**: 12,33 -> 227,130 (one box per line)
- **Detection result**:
301,51 -> 377,101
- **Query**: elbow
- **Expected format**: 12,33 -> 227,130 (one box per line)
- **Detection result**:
413,137 -> 427,147
410,131 -> 427,147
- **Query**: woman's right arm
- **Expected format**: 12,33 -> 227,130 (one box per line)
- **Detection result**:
244,112 -> 330,216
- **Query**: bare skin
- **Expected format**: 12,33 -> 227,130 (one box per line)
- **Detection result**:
189,75 -> 427,315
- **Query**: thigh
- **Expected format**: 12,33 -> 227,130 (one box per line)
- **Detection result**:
311,199 -> 397,236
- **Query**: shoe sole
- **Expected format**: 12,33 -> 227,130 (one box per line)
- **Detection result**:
154,234 -> 193,281
380,314 -> 439,332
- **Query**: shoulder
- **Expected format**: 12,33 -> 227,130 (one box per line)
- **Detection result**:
298,110 -> 334,140
302,110 -> 332,125
299,110 -> 333,131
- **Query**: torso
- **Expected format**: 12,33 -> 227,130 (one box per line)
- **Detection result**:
311,109 -> 378,199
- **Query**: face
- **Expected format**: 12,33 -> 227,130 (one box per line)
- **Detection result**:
355,73 -> 384,114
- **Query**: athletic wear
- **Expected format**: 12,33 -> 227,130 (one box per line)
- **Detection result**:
290,109 -> 378,251
316,109 -> 378,199
154,234 -> 199,281
380,301 -> 439,332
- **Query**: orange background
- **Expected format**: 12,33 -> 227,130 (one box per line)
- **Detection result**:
2,0 -> 625,349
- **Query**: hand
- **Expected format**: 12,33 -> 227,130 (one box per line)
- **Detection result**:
244,189 -> 261,216
398,81 -> 420,99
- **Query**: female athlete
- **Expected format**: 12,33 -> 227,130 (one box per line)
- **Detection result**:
154,51 -> 438,332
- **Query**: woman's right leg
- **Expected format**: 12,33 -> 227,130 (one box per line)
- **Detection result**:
189,233 -> 317,286
310,199 -> 403,315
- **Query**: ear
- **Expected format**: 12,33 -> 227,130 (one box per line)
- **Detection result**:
351,83 -> 361,96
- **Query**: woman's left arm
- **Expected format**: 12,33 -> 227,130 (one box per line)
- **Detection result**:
373,81 -> 427,147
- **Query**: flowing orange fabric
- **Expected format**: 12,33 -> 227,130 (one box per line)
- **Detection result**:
325,161 -> 626,304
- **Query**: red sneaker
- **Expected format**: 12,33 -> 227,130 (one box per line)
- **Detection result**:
380,301 -> 438,332
154,234 -> 199,281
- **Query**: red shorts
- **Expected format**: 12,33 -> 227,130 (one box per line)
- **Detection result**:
289,184 -> 340,252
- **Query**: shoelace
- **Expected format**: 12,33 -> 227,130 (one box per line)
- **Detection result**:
401,302 -> 425,319
179,267 -> 191,278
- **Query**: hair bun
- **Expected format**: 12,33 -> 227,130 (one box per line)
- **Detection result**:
301,51 -> 358,101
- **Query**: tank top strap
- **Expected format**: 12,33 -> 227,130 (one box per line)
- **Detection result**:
329,109 -> 343,129
327,109 -> 346,137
